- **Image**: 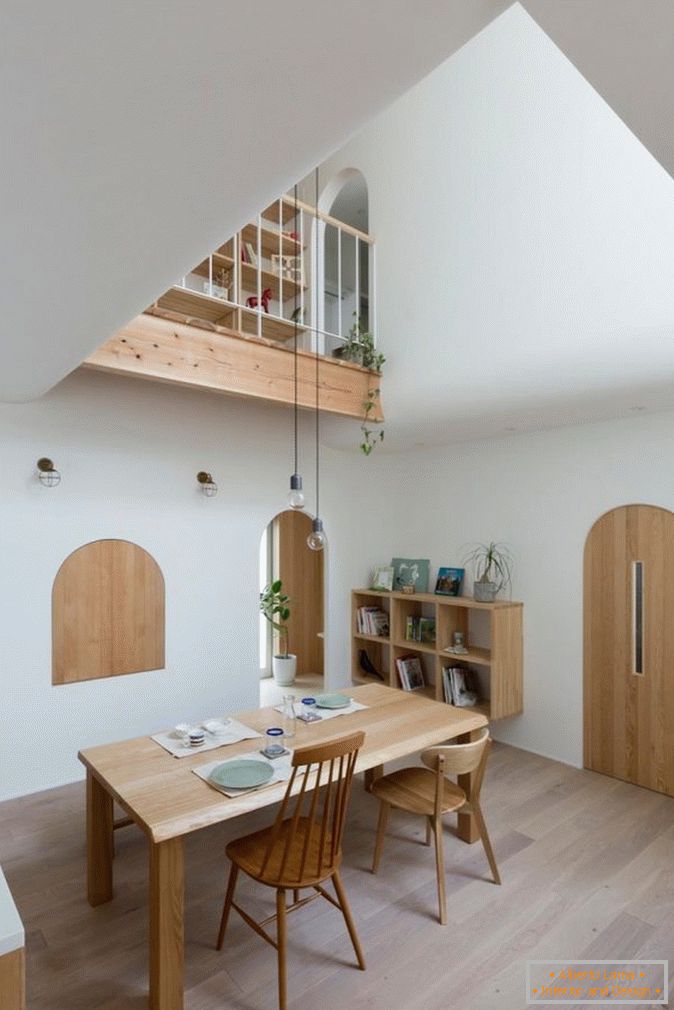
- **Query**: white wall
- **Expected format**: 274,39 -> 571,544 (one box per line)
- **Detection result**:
0,371 -> 398,800
365,411 -> 673,767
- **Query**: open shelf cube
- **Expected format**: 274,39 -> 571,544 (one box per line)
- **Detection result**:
351,588 -> 523,721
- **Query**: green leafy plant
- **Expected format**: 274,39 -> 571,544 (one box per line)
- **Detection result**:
260,580 -> 291,657
463,542 -> 514,595
360,386 -> 384,455
339,314 -> 386,373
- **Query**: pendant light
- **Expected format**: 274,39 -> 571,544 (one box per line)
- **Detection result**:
286,183 -> 305,510
307,167 -> 327,552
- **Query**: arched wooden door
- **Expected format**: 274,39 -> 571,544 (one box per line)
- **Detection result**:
584,504 -> 673,796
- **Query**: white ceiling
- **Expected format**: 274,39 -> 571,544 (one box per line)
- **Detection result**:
319,2 -> 674,450
0,0 -> 509,402
1,0 -> 672,449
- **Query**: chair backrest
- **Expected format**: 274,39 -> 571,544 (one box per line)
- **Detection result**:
421,728 -> 491,808
260,730 -> 365,885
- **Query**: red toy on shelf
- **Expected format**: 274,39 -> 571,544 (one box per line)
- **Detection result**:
246,287 -> 272,313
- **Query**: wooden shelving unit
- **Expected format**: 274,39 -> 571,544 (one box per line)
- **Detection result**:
351,588 -> 523,721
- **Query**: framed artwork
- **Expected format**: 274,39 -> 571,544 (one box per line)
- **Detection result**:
371,565 -> 394,591
435,567 -> 465,597
271,253 -> 304,285
391,558 -> 430,593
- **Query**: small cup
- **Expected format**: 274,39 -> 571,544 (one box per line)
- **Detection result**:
263,726 -> 285,758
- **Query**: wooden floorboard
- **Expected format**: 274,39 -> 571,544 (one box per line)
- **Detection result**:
0,743 -> 672,1010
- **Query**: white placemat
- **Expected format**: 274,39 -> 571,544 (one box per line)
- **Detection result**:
193,750 -> 297,798
152,718 -> 262,758
276,698 -> 368,722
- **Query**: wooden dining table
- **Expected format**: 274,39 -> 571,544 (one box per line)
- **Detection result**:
78,683 -> 488,1010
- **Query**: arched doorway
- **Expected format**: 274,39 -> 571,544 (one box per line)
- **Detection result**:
259,509 -> 325,706
584,503 -> 673,796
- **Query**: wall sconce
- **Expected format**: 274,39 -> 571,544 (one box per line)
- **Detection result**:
37,457 -> 61,487
196,471 -> 217,497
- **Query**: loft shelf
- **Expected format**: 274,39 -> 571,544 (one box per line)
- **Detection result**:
351,588 -> 523,721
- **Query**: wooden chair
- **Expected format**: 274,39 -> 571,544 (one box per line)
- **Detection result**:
216,731 -> 366,1010
370,727 -> 500,924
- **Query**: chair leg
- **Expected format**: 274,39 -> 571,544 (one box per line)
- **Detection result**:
277,889 -> 288,1010
474,804 -> 501,885
293,888 -> 300,904
332,870 -> 366,970
431,816 -> 447,925
372,801 -> 389,873
216,862 -> 239,950
425,816 -> 432,846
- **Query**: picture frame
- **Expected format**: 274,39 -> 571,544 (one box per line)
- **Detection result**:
271,253 -> 304,285
391,558 -> 430,593
371,565 -> 394,591
434,566 -> 465,597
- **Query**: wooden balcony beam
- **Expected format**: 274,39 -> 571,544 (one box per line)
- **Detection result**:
82,312 -> 383,422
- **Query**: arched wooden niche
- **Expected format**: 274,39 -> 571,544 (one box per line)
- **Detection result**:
52,539 -> 165,685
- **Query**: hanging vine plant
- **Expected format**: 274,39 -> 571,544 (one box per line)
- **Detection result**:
336,314 -> 385,455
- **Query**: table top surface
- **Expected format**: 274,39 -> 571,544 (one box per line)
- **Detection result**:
79,684 -> 488,842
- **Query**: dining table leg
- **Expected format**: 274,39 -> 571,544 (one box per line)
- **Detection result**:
86,770 -> 114,906
457,729 -> 480,843
149,836 -> 185,1010
364,764 -> 384,793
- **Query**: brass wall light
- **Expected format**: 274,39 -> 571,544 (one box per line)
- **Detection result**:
37,457 -> 61,487
196,471 -> 217,497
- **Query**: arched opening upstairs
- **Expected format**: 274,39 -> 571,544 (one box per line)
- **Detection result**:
318,168 -> 372,352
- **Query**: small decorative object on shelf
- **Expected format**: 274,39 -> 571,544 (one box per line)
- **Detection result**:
246,287 -> 272,313
435,567 -> 464,596
463,542 -> 514,602
391,558 -> 430,593
444,630 -> 468,654
359,649 -> 385,681
371,565 -> 394,591
271,253 -> 304,284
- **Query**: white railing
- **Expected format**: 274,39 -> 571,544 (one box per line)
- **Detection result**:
166,190 -> 376,363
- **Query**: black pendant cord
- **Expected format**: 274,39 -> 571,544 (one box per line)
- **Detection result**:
293,183 -> 299,477
314,166 -> 320,519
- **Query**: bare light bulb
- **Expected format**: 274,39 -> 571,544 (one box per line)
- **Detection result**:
307,517 -> 326,552
287,473 -> 305,510
196,471 -> 217,497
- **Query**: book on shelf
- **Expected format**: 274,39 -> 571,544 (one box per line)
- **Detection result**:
396,654 -> 425,691
441,665 -> 479,707
244,242 -> 258,267
356,606 -> 389,637
404,615 -> 436,645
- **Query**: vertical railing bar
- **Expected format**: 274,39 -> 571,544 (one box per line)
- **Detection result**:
208,253 -> 213,297
299,208 -> 305,335
371,242 -> 377,346
278,195 -> 283,319
354,235 -> 360,340
337,227 -> 342,339
257,213 -> 262,337
233,233 -> 239,316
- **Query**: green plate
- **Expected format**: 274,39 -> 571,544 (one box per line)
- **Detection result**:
314,693 -> 352,710
209,759 -> 274,790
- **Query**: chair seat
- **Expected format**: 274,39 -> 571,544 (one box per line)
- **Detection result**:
371,767 -> 466,815
226,817 -> 338,888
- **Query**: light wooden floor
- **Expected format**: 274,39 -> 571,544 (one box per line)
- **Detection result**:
1,743 -> 672,1010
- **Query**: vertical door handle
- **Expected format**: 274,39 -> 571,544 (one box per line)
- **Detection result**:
633,561 -> 644,676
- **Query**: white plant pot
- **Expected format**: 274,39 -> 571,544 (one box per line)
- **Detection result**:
272,654 -> 297,686
473,580 -> 497,602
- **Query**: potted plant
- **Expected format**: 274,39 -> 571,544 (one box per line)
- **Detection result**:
463,542 -> 514,602
260,580 -> 296,685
